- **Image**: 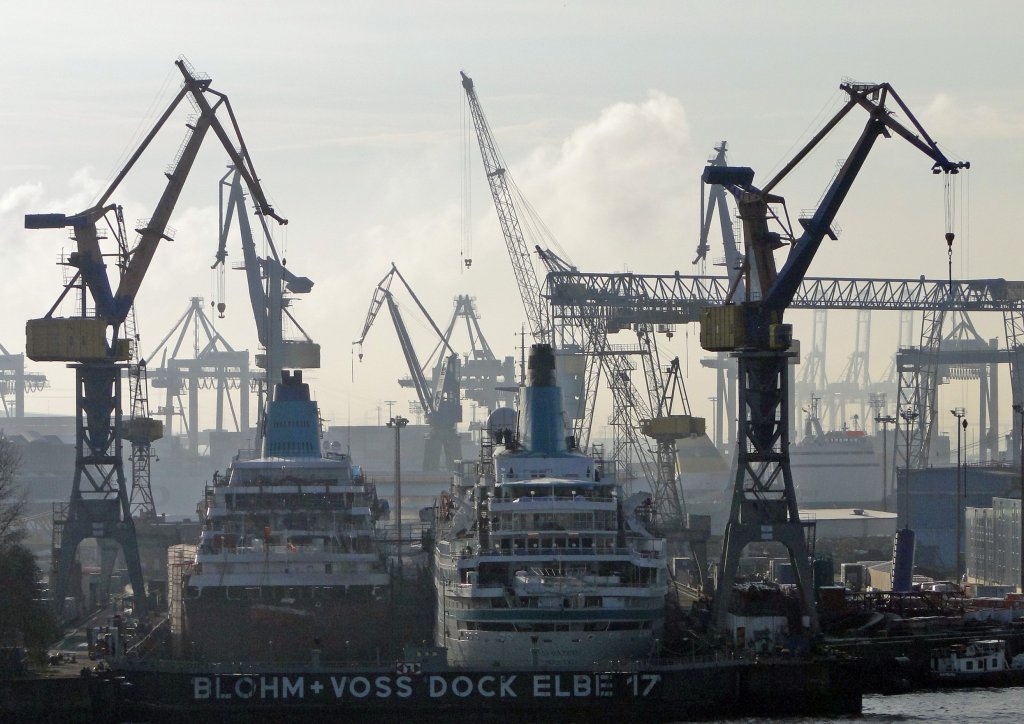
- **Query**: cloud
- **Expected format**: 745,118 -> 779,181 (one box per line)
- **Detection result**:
510,91 -> 697,273
920,92 -> 1024,141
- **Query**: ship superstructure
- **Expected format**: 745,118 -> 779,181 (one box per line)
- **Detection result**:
790,406 -> 884,508
434,344 -> 668,669
182,370 -> 391,662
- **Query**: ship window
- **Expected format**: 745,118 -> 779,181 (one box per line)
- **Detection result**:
965,661 -> 974,670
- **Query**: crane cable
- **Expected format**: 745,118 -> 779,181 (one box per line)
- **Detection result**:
461,90 -> 473,270
944,173 -> 957,294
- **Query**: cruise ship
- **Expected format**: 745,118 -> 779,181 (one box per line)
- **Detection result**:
181,370 -> 392,663
434,344 -> 668,669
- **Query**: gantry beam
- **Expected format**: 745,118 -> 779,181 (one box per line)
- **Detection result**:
547,274 -> 1024,326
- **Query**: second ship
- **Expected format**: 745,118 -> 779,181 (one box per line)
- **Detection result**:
181,370 -> 394,663
434,344 -> 669,669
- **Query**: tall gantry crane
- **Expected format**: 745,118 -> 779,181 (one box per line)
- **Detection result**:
694,142 -> 744,294
24,58 -> 286,617
213,166 -> 319,429
147,297 -> 251,449
354,264 -> 463,471
697,81 -> 967,632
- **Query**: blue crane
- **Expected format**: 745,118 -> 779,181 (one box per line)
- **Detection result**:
23,59 -> 285,619
699,81 -> 967,633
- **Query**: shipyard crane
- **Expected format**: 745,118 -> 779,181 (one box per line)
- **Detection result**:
24,58 -> 286,618
545,270 -> 1024,467
0,341 -> 47,418
436,295 -> 516,415
460,71 -> 549,343
459,71 -> 588,433
212,166 -> 319,429
693,142 -> 744,296
695,80 -> 967,632
354,264 -> 463,471
146,297 -> 251,449
461,71 -> 659,453
461,71 -> 703,529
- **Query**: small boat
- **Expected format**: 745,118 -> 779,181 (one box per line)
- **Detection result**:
930,638 -> 1024,686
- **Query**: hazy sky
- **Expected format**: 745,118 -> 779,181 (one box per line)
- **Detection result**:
1,1 -> 1020,451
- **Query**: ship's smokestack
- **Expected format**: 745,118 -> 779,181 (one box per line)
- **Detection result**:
528,343 -> 556,388
519,344 -> 566,455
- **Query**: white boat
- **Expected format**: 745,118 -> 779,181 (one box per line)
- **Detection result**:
434,344 -> 668,669
930,638 -> 1024,685
181,371 -> 392,663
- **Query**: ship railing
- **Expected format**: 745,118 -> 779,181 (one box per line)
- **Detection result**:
492,494 -> 619,504
453,546 -> 664,560
206,541 -> 378,556
489,523 -> 618,533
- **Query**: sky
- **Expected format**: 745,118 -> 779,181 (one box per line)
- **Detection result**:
1,1 -> 1021,455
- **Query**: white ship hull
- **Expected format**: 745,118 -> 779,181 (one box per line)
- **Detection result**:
443,628 -> 659,669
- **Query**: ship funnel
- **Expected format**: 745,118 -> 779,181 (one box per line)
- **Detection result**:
519,344 -> 567,455
528,343 -> 557,387
274,369 -> 310,402
263,369 -> 319,458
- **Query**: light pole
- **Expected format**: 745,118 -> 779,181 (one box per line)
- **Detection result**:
950,408 -> 965,582
900,406 -> 918,528
1014,404 -> 1024,593
875,413 -> 897,511
962,418 -> 968,583
386,415 -> 408,570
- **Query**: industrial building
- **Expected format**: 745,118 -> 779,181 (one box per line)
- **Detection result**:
896,465 -> 1020,572
966,497 -> 1023,588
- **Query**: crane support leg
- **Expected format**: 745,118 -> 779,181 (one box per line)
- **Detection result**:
712,351 -> 819,634
51,365 -> 147,618
1004,305 -> 1024,465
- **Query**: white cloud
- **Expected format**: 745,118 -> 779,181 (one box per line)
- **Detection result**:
513,91 -> 696,273
921,92 -> 1024,141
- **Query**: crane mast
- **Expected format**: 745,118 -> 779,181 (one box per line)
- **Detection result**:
701,80 -> 968,634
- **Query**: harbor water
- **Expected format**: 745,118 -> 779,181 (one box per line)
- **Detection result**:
708,686 -> 1023,723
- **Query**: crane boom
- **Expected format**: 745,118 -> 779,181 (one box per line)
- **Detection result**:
705,81 -> 968,323
461,71 -> 548,342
